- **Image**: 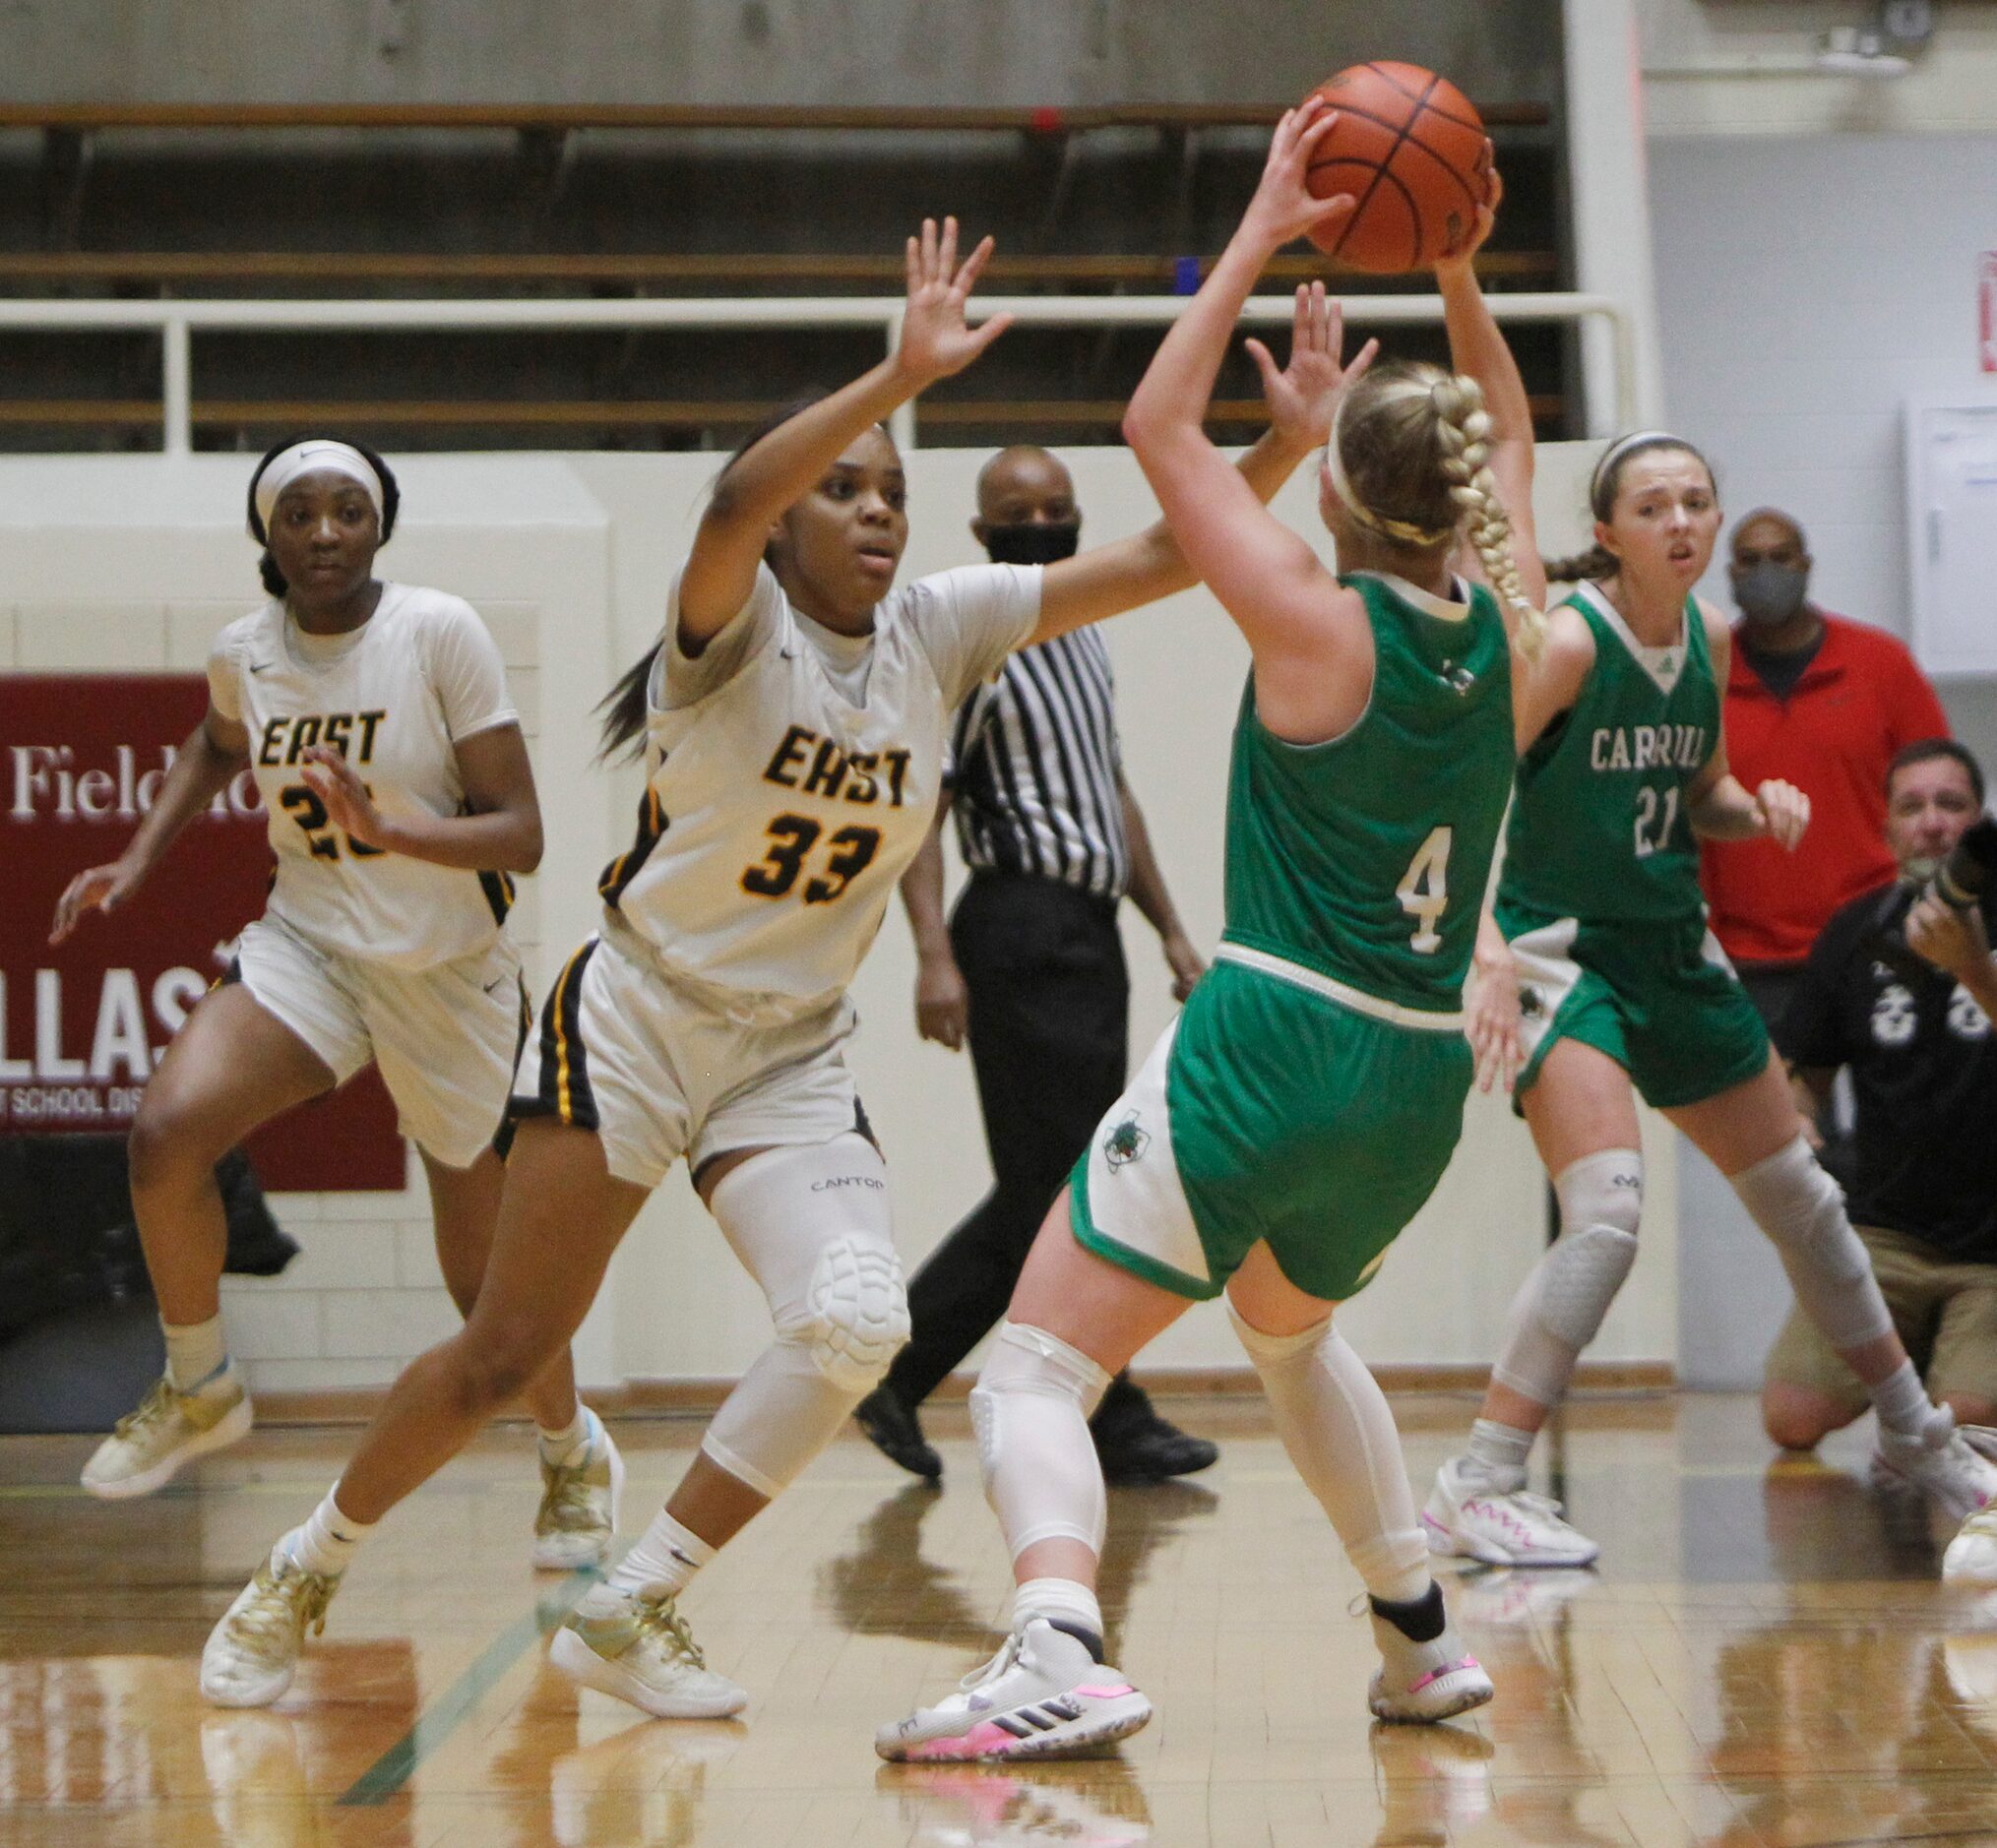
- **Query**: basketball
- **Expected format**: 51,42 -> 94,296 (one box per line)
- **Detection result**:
1303,61 -> 1491,273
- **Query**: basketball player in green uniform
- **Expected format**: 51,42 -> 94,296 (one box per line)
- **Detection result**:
1423,432 -> 1997,1567
879,100 -> 1544,1760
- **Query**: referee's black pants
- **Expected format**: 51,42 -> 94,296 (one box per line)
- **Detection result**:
887,871 -> 1146,1414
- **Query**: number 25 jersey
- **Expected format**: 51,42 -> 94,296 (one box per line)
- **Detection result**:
1500,582 -> 1720,924
601,558 -> 1039,1014
208,584 -> 522,972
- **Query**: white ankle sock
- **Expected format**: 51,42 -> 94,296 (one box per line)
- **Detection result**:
162,1316 -> 229,1394
281,1488 -> 375,1576
1464,1419 -> 1534,1491
537,1405 -> 599,1468
1012,1576 -> 1104,1650
1873,1360 -> 1950,1444
606,1510 -> 715,1599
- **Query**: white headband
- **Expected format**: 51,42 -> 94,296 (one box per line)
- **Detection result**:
1589,429 -> 1683,506
1324,391 -> 1455,548
253,440 -> 385,536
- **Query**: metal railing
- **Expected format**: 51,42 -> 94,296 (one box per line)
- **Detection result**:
0,291 -> 1635,454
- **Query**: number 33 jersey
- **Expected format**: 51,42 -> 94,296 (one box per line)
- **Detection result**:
207,585 -> 522,971
602,558 -> 1040,1015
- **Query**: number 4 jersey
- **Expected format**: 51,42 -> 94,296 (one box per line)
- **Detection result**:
207,584 -> 522,972
1500,581 -> 1720,925
1220,571 -> 1514,1015
601,558 -> 1039,1014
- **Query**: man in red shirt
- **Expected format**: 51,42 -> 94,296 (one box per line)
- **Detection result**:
1702,508 -> 1951,1027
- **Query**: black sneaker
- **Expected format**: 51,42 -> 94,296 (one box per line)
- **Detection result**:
1091,1380 -> 1218,1484
855,1386 -> 943,1481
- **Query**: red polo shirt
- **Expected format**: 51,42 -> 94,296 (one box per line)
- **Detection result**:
1701,612 -> 1949,966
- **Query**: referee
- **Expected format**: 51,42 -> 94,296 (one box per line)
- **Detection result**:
855,444 -> 1217,1484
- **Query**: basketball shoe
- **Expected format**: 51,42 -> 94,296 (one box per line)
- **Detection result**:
1875,1421 -> 1997,1523
201,1545 -> 341,1707
876,1619 -> 1152,1762
82,1370 -> 253,1499
1422,1456 -> 1599,1568
532,1423 -> 624,1570
1944,1509 -> 1997,1585
1367,1596 -> 1494,1724
549,1584 -> 747,1719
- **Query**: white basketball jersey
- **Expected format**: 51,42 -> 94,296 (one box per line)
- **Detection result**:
207,583 -> 522,972
601,559 -> 1040,1013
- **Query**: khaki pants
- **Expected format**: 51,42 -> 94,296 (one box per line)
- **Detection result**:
1764,1225 -> 1997,1413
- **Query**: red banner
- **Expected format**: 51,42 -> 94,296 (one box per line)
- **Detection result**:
2,673 -> 403,1190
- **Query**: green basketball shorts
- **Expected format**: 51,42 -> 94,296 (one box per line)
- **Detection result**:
1068,948 -> 1472,1304
1500,897 -> 1772,1111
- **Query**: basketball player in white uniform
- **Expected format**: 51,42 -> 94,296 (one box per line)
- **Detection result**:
54,438 -> 618,1573
200,220 -> 1336,1717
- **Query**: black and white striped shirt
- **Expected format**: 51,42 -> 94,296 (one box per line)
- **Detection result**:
948,628 -> 1130,900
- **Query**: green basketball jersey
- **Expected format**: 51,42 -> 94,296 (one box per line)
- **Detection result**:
1221,571 -> 1514,1014
1500,582 -> 1720,923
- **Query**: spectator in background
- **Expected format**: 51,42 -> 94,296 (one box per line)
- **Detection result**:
1701,508 -> 1950,1029
1763,739 -> 1997,1450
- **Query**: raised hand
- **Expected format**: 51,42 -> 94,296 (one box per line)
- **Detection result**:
1240,96 -> 1357,254
1245,280 -> 1379,453
1435,145 -> 1502,276
50,859 -> 143,944
894,216 -> 1014,387
300,745 -> 392,852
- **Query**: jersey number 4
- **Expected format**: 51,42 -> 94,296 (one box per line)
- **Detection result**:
741,814 -> 883,904
1396,826 -> 1452,955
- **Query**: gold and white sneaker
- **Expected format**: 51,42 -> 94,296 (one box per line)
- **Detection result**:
201,1547 -> 341,1708
532,1425 -> 625,1571
82,1371 -> 253,1500
549,1585 -> 748,1719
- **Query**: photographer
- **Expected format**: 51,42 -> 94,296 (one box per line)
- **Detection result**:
1762,739 -> 1997,1450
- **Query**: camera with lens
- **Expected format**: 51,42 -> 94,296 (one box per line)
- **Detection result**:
1864,813 -> 1997,983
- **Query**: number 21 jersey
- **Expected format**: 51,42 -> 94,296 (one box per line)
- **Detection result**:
601,558 -> 1038,1015
1500,582 -> 1720,924
208,585 -> 522,971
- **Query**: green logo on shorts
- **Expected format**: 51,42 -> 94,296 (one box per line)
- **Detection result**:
1104,1112 -> 1151,1170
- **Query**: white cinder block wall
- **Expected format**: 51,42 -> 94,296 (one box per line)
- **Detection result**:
4,442 -> 1678,1394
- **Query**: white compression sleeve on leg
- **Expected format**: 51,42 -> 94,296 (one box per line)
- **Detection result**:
1730,1135 -> 1894,1353
970,1322 -> 1112,1561
1228,1305 -> 1430,1605
1489,1147 -> 1643,1409
700,1135 -> 909,1499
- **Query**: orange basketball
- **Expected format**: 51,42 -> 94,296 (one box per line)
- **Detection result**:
1302,61 -> 1491,273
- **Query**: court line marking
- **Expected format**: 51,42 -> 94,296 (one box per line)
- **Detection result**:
337,1565 -> 598,1808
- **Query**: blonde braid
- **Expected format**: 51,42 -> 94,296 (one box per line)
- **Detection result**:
1427,373 -> 1548,660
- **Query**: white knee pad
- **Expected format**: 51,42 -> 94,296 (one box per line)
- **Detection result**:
969,1322 -> 1111,1562
1731,1134 -> 1893,1352
700,1134 -> 910,1499
1490,1148 -> 1642,1407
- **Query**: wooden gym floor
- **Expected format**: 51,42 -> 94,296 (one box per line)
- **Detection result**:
6,1391 -> 1997,1847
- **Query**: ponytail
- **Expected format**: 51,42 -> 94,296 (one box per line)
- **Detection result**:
1427,374 -> 1547,660
596,645 -> 659,763
1540,542 -> 1617,587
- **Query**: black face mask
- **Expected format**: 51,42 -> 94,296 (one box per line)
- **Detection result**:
982,522 -> 1082,567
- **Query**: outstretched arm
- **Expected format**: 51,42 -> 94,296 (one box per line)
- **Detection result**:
1434,161 -> 1548,619
1027,280 -> 1349,645
677,217 -> 1013,647
1119,99 -> 1373,672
